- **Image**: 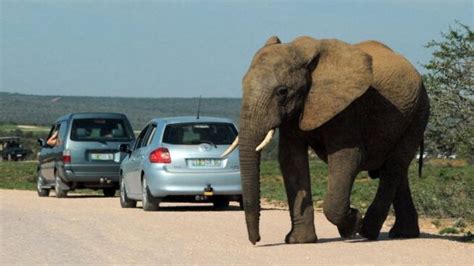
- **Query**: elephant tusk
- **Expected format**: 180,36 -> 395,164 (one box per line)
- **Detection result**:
220,136 -> 239,158
255,129 -> 275,152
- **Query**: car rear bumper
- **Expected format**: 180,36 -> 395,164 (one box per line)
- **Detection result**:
146,169 -> 242,197
61,164 -> 120,183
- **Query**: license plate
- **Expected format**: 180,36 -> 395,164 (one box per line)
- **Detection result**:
16,154 -> 23,157
190,159 -> 222,167
90,153 -> 114,160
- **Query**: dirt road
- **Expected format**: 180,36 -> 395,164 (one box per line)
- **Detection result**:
1,189 -> 471,264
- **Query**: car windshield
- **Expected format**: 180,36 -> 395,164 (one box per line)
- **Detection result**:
163,123 -> 237,145
71,118 -> 132,142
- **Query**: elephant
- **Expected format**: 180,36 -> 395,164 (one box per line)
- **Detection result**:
222,36 -> 430,245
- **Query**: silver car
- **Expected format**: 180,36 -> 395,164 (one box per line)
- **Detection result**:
119,116 -> 242,211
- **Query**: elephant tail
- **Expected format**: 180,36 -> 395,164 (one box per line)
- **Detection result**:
418,138 -> 424,178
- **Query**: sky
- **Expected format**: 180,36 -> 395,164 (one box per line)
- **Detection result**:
1,0 -> 472,98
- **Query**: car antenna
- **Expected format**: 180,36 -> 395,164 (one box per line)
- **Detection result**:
196,95 -> 202,119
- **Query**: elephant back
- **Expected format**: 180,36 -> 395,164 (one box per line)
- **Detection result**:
355,40 -> 424,117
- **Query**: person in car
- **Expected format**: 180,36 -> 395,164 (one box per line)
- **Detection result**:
47,130 -> 59,147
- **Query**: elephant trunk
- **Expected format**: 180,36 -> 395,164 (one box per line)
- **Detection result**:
239,114 -> 267,245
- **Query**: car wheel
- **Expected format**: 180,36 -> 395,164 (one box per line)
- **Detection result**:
36,174 -> 50,197
54,174 -> 68,198
103,188 -> 116,197
120,176 -> 136,208
213,197 -> 230,209
142,177 -> 159,211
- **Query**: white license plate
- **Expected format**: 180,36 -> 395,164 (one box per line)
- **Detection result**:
190,159 -> 222,167
90,153 -> 114,160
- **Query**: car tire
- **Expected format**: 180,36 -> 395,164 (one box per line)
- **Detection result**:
120,176 -> 136,208
142,177 -> 159,211
54,174 -> 68,198
103,188 -> 116,197
36,174 -> 50,197
213,198 -> 230,209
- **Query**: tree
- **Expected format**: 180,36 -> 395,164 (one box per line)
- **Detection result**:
423,22 -> 473,160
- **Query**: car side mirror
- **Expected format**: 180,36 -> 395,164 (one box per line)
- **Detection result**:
37,138 -> 46,147
119,144 -> 132,154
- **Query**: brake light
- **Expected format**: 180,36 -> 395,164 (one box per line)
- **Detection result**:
63,150 -> 71,163
149,147 -> 171,164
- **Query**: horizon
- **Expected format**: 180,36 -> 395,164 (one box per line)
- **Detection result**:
1,0 -> 472,98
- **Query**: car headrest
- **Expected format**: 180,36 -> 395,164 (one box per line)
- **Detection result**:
76,128 -> 87,137
112,128 -> 123,137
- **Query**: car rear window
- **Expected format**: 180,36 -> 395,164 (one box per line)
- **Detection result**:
70,118 -> 133,142
162,123 -> 237,145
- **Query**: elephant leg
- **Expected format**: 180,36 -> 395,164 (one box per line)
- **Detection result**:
389,174 -> 420,238
323,147 -> 362,239
362,111 -> 425,240
279,128 -> 317,244
359,162 -> 405,240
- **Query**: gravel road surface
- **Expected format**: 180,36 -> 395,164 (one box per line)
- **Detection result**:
1,189 -> 471,264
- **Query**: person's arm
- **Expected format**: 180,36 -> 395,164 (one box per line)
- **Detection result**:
47,130 -> 59,147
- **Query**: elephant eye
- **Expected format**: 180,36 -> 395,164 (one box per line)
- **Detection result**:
275,86 -> 288,97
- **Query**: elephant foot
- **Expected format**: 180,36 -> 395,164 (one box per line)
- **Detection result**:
359,217 -> 383,240
337,208 -> 362,239
285,229 -> 318,244
358,225 -> 379,240
389,222 -> 420,239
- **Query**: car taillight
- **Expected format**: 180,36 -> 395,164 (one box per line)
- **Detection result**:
149,147 -> 171,164
63,150 -> 71,163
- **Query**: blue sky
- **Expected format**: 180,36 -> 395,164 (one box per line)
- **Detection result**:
1,0 -> 472,98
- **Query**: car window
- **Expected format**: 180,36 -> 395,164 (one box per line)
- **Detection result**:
134,124 -> 155,150
58,121 -> 68,142
70,118 -> 133,142
162,123 -> 237,145
46,123 -> 61,147
46,124 -> 59,140
134,126 -> 148,150
146,126 -> 157,146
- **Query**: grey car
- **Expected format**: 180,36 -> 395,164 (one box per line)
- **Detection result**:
119,116 -> 242,211
37,113 -> 135,198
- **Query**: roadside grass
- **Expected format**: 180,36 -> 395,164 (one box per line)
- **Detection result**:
0,161 -> 101,195
1,159 -> 472,223
260,159 -> 473,222
0,161 -> 37,190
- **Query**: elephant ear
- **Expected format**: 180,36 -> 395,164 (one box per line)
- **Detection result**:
294,37 -> 373,131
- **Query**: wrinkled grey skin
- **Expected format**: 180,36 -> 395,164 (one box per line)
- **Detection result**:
239,36 -> 430,245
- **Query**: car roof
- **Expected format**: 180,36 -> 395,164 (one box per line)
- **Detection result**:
149,116 -> 235,125
56,112 -> 127,122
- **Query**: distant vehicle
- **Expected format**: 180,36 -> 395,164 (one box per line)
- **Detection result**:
36,113 -> 135,198
119,116 -> 242,211
0,137 -> 31,161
